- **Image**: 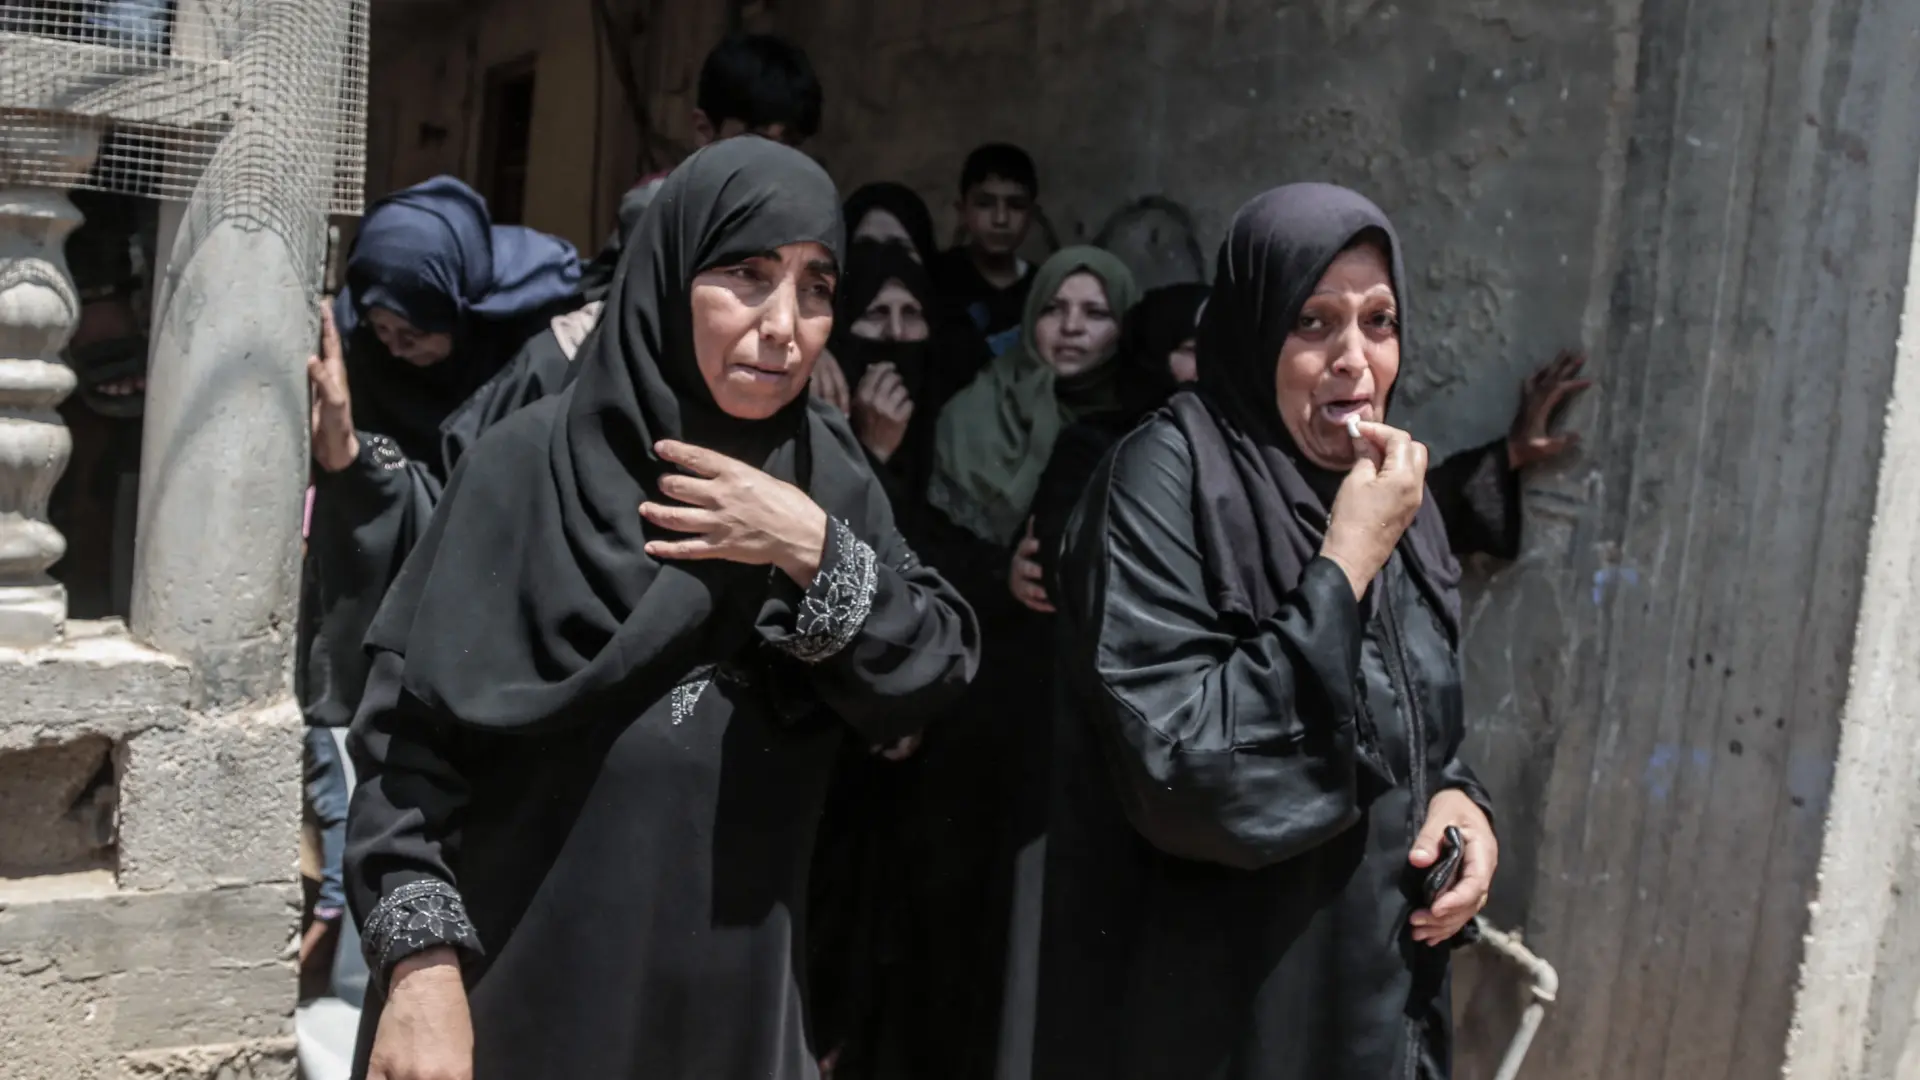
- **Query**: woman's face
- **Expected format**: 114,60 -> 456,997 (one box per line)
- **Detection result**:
368,307 -> 454,367
1033,272 -> 1119,378
690,241 -> 837,420
1168,337 -> 1198,383
1274,241 -> 1400,470
850,279 -> 930,343
851,209 -> 919,262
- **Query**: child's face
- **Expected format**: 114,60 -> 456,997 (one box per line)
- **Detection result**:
957,175 -> 1034,257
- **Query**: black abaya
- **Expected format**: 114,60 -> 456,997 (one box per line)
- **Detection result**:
1036,420 -> 1486,1079
1028,184 -> 1494,1080
344,138 -> 980,1080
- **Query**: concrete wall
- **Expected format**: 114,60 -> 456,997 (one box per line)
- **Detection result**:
359,0 -> 1920,1075
1782,133 -> 1920,1079
0,624 -> 299,1079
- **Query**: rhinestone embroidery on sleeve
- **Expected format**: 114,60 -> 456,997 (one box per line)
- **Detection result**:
778,518 -> 877,664
670,664 -> 717,725
363,432 -> 407,472
362,879 -> 481,977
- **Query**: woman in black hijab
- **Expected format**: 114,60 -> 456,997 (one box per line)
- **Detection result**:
344,138 -> 979,1080
1032,184 -> 1497,1079
813,186 -> 989,418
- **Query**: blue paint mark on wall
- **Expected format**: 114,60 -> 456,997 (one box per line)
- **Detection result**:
1645,743 -> 1678,801
1593,566 -> 1642,607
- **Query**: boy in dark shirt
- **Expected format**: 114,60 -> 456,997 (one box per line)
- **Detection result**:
625,32 -> 823,213
932,143 -> 1040,356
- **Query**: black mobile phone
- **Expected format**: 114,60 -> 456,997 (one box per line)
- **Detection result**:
1422,825 -> 1466,907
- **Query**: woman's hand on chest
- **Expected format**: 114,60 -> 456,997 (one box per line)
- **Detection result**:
640,439 -> 829,586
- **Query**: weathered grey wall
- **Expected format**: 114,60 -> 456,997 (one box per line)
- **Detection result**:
778,0 -> 1618,454
1782,89 -> 1920,1079
0,624 -> 299,1079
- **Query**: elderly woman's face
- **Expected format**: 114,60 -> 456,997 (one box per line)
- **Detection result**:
690,241 -> 838,420
1034,271 -> 1120,377
1274,242 -> 1399,470
368,307 -> 454,367
851,279 -> 931,342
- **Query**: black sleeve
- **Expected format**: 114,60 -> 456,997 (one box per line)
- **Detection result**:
438,327 -> 576,472
1427,437 -> 1522,560
1032,424 -> 1115,597
759,479 -> 982,748
297,433 -> 441,729
1058,422 -> 1368,871
905,498 -> 1024,626
344,650 -> 485,988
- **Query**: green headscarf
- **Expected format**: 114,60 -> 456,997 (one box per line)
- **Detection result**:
926,246 -> 1140,545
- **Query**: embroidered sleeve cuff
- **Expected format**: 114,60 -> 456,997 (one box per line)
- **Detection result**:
362,879 -> 483,982
358,432 -> 408,472
774,517 -> 877,664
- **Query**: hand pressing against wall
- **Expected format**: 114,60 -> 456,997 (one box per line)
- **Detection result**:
308,300 -> 359,473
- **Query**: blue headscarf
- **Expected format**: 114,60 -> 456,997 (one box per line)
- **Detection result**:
332,176 -> 583,468
335,176 -> 581,340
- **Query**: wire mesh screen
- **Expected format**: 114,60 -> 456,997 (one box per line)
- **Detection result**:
0,0 -> 367,215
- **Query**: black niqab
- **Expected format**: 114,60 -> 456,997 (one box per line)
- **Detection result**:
365,137 -> 863,732
1175,183 -> 1458,633
828,240 -> 937,393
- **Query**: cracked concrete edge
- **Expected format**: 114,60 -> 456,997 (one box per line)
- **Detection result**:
120,1037 -> 297,1080
0,622 -> 193,751
0,883 -> 297,1073
1782,164 -> 1920,1079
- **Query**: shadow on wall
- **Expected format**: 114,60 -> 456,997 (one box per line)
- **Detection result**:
1093,195 -> 1209,289
1004,193 -> 1209,289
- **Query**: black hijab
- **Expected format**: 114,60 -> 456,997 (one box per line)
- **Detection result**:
365,137 -> 874,732
843,181 -> 941,268
1116,281 -> 1209,418
827,240 -> 938,393
1171,183 -> 1458,635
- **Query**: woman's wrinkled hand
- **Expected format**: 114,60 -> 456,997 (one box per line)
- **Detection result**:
810,348 -> 851,416
1507,349 -> 1593,470
1321,421 -> 1427,601
308,299 -> 360,473
1008,519 -> 1054,613
1408,789 -> 1497,946
366,947 -> 472,1080
641,440 -> 830,586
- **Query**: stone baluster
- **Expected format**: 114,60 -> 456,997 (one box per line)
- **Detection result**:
0,123 -> 100,647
